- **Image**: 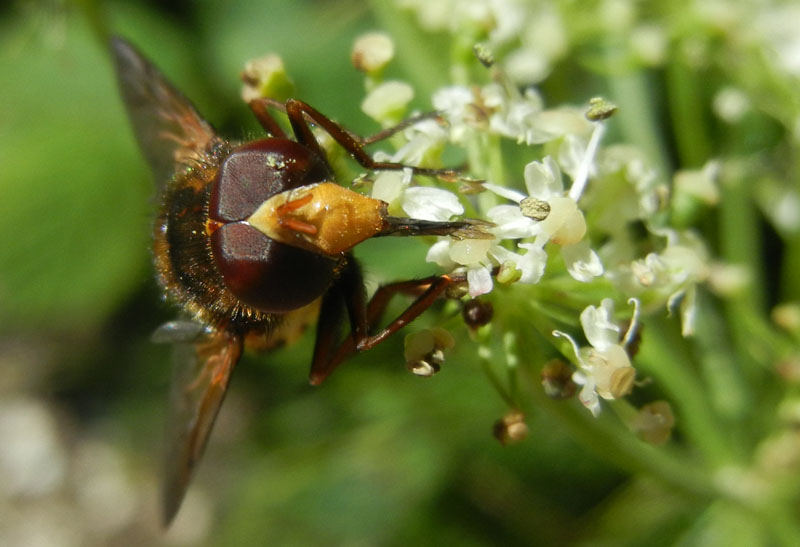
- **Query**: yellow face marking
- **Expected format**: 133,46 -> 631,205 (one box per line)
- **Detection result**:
247,182 -> 388,255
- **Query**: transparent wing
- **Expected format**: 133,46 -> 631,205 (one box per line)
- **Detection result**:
162,330 -> 243,526
110,36 -> 220,192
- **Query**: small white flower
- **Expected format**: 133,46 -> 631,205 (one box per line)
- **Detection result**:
504,47 -> 551,84
426,236 -> 547,297
756,5 -> 800,77
562,240 -> 604,282
593,144 -> 664,229
432,85 -> 477,142
621,228 -> 710,337
426,239 -> 457,270
630,24 -> 667,66
240,54 -> 294,103
371,167 -> 462,222
712,87 -> 750,123
524,155 -> 564,199
443,238 -> 495,297
485,152 -> 604,282
553,299 -> 639,416
490,242 -> 547,284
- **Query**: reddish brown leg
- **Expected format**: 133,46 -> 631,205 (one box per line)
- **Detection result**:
359,111 -> 443,145
310,281 -> 346,375
247,97 -> 442,146
284,99 -> 461,180
355,274 -> 462,351
309,272 -> 466,385
310,258 -> 369,383
248,99 -> 288,138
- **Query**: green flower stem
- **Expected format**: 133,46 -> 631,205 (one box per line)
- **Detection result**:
718,170 -> 781,375
486,133 -> 506,186
692,293 -> 750,404
665,57 -> 712,168
636,317 -> 735,467
605,69 -> 672,180
478,344 -> 515,408
781,233 -> 800,301
503,331 -> 520,404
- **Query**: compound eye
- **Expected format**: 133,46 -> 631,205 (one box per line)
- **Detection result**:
210,222 -> 335,313
209,139 -> 332,222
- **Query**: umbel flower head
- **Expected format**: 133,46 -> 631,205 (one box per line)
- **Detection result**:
342,30 -> 686,420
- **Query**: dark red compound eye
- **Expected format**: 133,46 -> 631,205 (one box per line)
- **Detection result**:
210,222 -> 335,313
209,138 -> 332,222
208,139 -> 336,313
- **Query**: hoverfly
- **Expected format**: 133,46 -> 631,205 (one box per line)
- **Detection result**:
110,37 -> 485,525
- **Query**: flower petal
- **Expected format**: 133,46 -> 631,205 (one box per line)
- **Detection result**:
523,156 -> 563,199
580,298 -> 620,351
515,243 -> 547,284
578,379 -> 602,417
371,169 -> 411,204
562,240 -> 604,282
483,182 -> 526,203
486,205 -> 538,239
467,266 -> 493,297
680,284 -> 697,337
426,239 -> 456,269
402,186 -> 464,221
448,238 -> 493,266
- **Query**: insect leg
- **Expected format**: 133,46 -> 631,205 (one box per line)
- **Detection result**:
284,99 -> 461,180
309,272 -> 466,385
250,98 -> 442,147
309,258 -> 369,383
359,111 -> 443,145
248,99 -> 289,138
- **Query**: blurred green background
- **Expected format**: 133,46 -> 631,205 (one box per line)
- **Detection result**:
3,0 -> 798,546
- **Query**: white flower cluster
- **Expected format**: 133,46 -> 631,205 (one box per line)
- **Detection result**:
351,27 -> 713,415
395,0 -> 567,85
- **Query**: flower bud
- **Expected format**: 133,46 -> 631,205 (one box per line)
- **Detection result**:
351,32 -> 395,74
631,401 -> 675,445
241,54 -> 295,103
462,299 -> 494,329
361,81 -> 414,126
404,328 -> 455,377
493,410 -> 528,445
540,359 -> 577,399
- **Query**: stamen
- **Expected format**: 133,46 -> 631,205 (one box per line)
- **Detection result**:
568,122 -> 606,202
553,330 -> 582,364
519,197 -> 550,220
622,298 -> 641,348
